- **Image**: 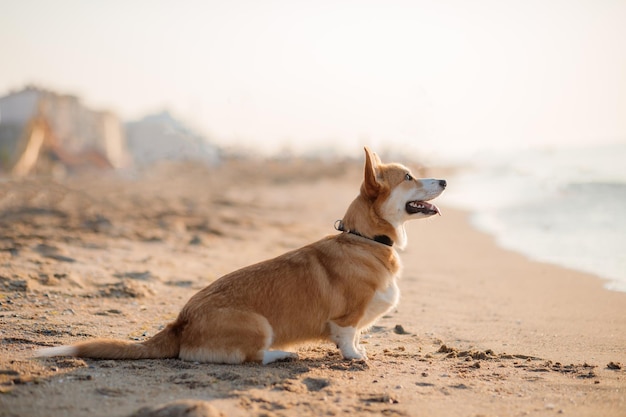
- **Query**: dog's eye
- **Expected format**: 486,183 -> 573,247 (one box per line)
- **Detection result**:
405,173 -> 413,181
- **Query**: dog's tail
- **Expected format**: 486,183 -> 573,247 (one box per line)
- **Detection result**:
36,320 -> 184,360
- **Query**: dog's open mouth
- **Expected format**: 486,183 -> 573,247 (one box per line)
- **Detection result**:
406,201 -> 441,216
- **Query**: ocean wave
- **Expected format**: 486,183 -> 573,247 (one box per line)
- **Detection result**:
446,143 -> 626,292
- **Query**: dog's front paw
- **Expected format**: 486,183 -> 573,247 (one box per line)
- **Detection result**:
356,343 -> 367,357
343,353 -> 366,361
341,348 -> 368,361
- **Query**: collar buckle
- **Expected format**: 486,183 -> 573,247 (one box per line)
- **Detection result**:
334,220 -> 393,247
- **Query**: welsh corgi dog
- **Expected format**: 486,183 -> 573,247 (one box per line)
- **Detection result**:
37,148 -> 446,364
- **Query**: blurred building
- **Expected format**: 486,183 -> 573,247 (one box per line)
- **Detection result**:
125,111 -> 220,167
0,86 -> 130,176
0,87 -> 221,176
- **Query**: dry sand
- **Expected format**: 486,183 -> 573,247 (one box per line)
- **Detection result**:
0,159 -> 624,417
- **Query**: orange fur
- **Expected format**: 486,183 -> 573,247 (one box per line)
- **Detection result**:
37,148 -> 446,364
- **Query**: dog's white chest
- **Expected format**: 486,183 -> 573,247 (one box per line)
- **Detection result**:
358,279 -> 400,329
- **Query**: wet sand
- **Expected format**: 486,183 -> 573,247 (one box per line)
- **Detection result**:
1,159 -> 624,417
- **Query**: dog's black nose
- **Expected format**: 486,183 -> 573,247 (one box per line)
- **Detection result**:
439,179 -> 447,189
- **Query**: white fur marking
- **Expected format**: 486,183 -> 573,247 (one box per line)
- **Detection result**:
179,349 -> 246,364
329,322 -> 366,360
35,345 -> 77,358
380,178 -> 446,250
262,350 -> 298,365
359,279 -> 400,330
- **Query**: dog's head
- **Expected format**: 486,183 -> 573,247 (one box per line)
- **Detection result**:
342,147 -> 446,249
363,147 -> 446,222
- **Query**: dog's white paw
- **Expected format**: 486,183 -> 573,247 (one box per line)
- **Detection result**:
356,343 -> 368,357
342,350 -> 367,361
340,345 -> 368,361
262,350 -> 298,365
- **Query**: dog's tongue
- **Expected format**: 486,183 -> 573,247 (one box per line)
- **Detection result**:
407,201 -> 441,216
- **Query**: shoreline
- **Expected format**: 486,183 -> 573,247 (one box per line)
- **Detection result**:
404,207 -> 626,365
460,208 -> 626,295
440,144 -> 626,296
1,162 -> 625,416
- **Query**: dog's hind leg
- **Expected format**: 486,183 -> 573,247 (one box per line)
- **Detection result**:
179,309 -> 280,364
329,321 -> 366,360
262,350 -> 298,364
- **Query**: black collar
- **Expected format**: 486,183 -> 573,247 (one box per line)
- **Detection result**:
334,220 -> 394,247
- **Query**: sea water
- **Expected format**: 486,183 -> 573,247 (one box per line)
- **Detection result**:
443,143 -> 626,292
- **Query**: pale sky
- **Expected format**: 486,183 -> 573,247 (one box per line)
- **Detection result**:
1,0 -> 625,158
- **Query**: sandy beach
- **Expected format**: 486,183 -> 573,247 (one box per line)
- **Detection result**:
0,158 -> 624,417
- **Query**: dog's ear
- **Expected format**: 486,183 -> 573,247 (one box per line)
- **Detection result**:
362,147 -> 381,199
